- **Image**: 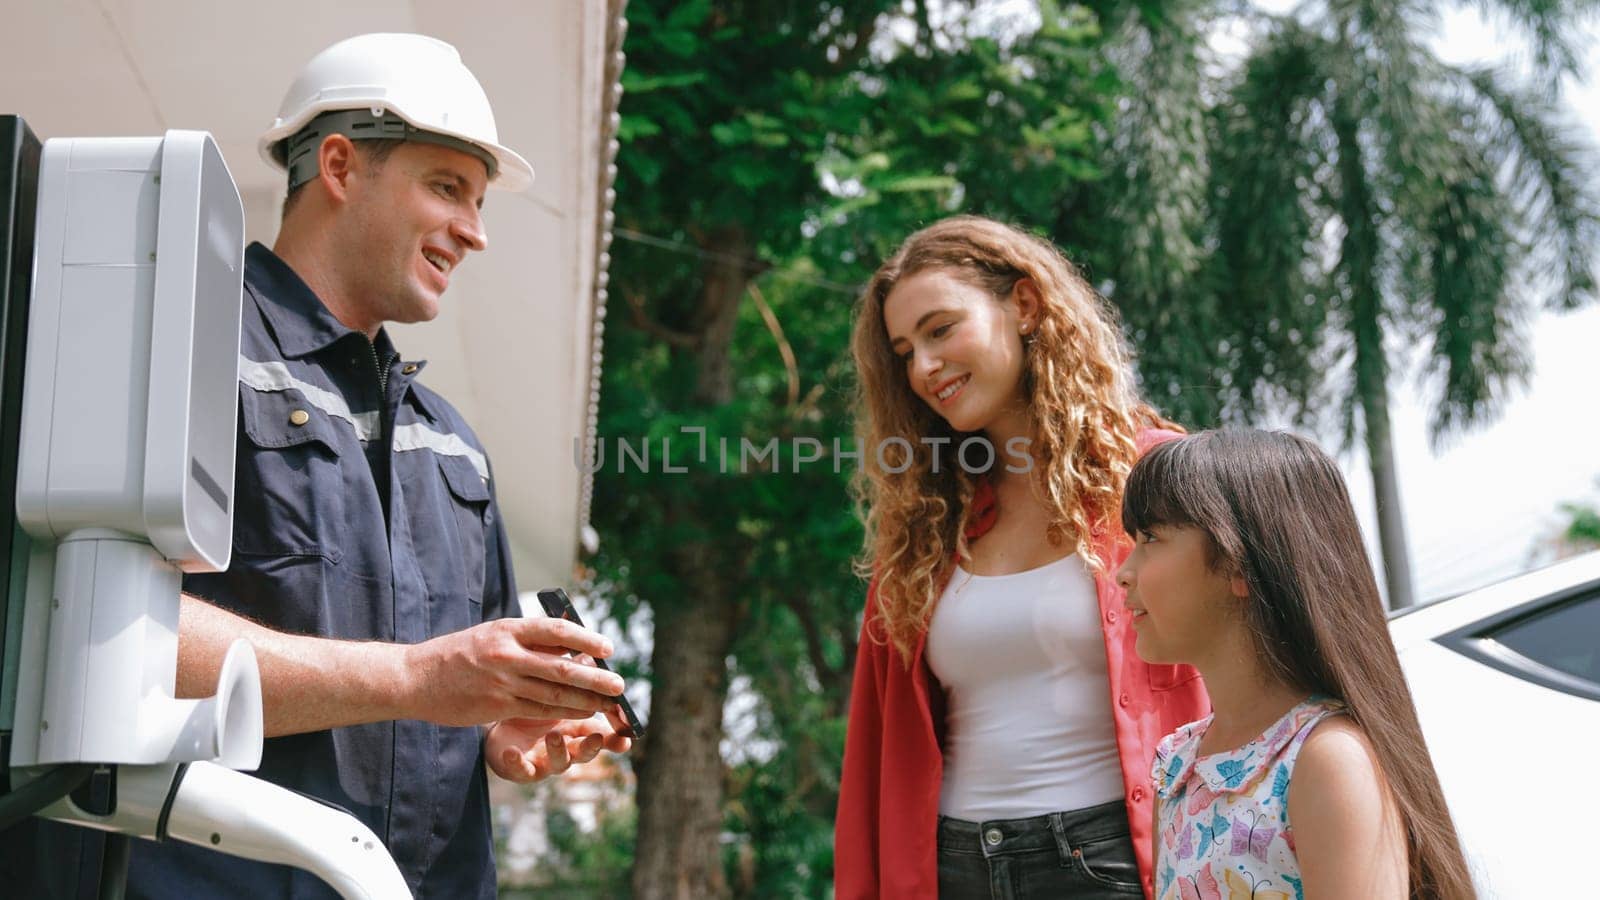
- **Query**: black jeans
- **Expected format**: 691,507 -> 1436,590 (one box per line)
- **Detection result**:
936,799 -> 1143,899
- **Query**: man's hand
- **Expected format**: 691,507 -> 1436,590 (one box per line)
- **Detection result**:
485,704 -> 634,783
177,596 -> 626,737
401,616 -> 625,726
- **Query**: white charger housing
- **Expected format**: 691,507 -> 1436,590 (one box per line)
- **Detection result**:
15,129 -> 241,569
8,130 -> 258,769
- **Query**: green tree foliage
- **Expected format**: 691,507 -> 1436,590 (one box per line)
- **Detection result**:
1559,502 -> 1600,549
1540,480 -> 1600,560
499,805 -> 636,899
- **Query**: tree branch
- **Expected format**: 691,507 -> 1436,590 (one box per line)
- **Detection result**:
781,593 -> 851,716
624,290 -> 701,348
747,282 -> 800,407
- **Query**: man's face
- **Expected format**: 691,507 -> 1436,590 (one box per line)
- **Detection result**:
341,141 -> 490,328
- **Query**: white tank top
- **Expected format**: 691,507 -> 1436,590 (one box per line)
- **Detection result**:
925,554 -> 1125,820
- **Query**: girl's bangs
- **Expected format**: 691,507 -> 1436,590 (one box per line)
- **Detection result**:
1121,437 -> 1200,535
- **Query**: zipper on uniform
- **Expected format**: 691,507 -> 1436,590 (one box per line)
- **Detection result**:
367,338 -> 390,399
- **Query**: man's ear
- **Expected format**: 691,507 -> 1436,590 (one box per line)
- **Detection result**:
316,134 -> 359,203
1230,575 -> 1249,599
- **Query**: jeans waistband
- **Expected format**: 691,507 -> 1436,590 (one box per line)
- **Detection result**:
936,799 -> 1130,859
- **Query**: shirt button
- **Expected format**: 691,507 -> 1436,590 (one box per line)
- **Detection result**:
288,409 -> 310,426
402,363 -> 419,374
1105,609 -> 1118,624
983,827 -> 1003,846
1131,786 -> 1146,803
1118,692 -> 1131,708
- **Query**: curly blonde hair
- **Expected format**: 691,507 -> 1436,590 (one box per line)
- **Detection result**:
851,215 -> 1175,663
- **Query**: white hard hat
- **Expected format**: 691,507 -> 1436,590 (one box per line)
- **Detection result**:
259,33 -> 533,191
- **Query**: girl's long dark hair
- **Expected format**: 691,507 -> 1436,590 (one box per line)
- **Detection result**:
1123,429 -> 1474,900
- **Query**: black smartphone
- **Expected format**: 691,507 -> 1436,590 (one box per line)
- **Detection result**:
535,588 -> 645,739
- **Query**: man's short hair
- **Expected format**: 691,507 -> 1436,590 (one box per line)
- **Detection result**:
279,138 -> 405,220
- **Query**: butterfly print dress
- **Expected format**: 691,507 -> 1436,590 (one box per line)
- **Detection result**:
1150,697 -> 1346,900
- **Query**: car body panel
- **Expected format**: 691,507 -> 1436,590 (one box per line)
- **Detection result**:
1392,551 -> 1600,897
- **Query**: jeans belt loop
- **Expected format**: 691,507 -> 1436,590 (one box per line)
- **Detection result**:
1048,811 -> 1075,866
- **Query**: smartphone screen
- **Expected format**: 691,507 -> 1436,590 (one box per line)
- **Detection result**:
534,588 -> 646,739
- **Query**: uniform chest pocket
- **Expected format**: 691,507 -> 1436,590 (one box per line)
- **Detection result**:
435,452 -> 490,604
232,386 -> 353,562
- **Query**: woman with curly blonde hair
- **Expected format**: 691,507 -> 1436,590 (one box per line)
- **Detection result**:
835,216 -> 1209,899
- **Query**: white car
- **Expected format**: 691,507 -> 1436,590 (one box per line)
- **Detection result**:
1390,551 -> 1600,898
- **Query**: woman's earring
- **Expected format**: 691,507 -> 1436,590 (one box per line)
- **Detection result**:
1021,323 -> 1035,346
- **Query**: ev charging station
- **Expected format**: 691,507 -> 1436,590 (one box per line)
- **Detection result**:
0,115 -> 410,899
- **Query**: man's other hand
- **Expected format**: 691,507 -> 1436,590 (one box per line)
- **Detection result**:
485,704 -> 634,783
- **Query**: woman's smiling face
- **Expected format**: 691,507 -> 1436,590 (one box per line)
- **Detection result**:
882,268 -> 1032,435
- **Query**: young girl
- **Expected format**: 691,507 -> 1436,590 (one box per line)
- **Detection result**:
1116,430 -> 1474,899
836,215 -> 1209,899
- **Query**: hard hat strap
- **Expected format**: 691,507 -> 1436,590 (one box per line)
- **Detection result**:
280,108 -> 498,190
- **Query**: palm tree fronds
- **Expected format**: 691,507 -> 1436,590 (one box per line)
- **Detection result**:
1102,6 -> 1212,307
1462,64 -> 1600,310
1208,23 -> 1336,424
1462,0 -> 1600,78
1423,150 -> 1533,442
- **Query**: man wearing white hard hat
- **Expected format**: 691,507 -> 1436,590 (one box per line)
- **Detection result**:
260,32 -> 535,194
10,33 -> 630,900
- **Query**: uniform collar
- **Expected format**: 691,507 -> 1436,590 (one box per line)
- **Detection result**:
245,241 -> 380,359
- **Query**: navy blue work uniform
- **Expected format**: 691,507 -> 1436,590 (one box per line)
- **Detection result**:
1,242 -> 519,899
